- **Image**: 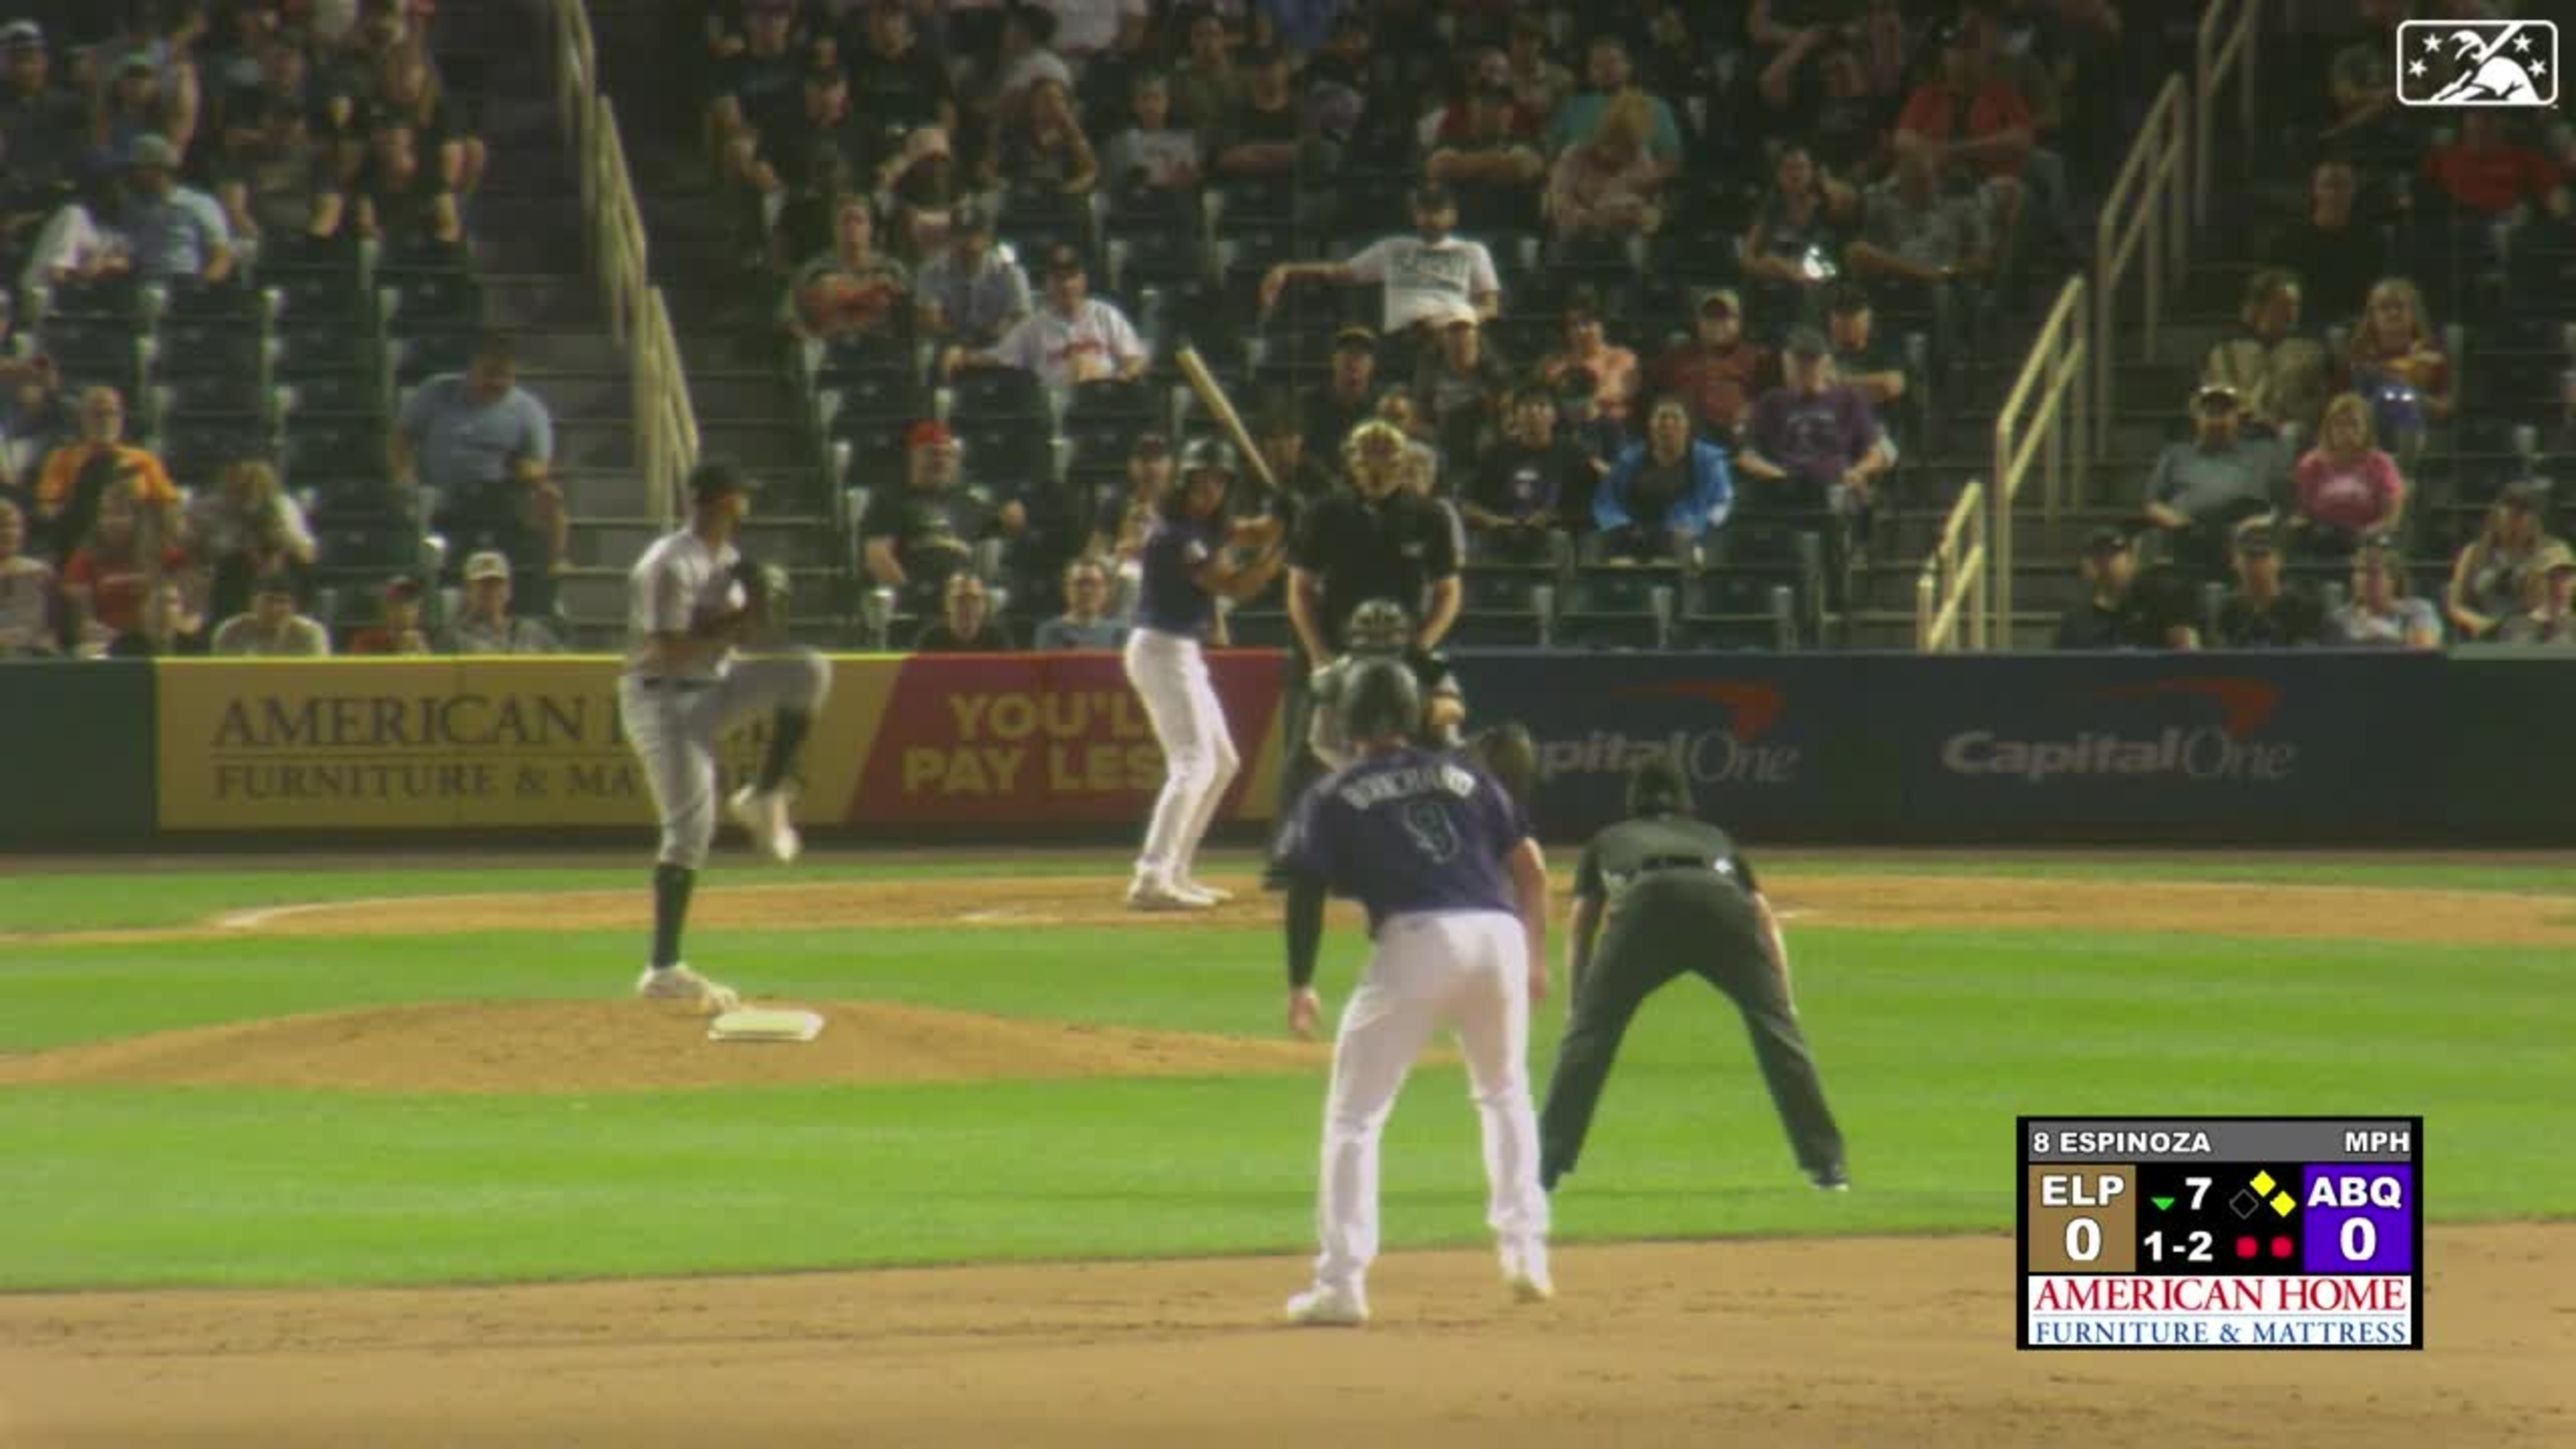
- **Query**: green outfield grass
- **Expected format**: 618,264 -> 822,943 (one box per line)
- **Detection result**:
3,854 -> 2568,1293
4,849 -> 2571,935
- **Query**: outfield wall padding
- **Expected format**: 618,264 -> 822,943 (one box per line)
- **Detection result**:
0,650 -> 2566,845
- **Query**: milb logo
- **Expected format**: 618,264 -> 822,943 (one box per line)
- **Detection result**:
1940,678 -> 2299,784
2396,20 -> 2557,108
1534,680 -> 1801,786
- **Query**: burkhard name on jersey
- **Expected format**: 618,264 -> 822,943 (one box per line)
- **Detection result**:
1333,760 -> 1480,810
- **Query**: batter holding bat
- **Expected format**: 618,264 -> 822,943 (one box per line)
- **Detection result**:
621,462 -> 833,1009
1122,437 -> 1287,911
1275,657 -> 1552,1326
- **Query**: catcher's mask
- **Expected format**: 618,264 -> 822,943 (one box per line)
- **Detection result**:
1343,597 -> 1411,656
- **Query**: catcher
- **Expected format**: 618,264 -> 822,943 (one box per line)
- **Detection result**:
1304,597 -> 1466,771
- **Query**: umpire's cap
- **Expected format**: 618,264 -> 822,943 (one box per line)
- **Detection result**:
687,460 -> 757,502
1340,657 -> 1421,746
1180,435 -> 1240,478
1627,755 -> 1695,818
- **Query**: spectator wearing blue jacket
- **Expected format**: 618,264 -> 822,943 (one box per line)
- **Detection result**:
1593,396 -> 1733,563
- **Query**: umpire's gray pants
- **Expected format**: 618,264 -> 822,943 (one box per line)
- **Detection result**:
619,650 -> 832,869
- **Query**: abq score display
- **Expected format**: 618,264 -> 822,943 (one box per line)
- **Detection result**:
2019,1117 -> 2424,1350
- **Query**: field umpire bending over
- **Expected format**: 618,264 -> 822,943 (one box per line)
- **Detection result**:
1539,757 -> 1848,1193
621,461 -> 832,1011
1270,420 -> 1462,880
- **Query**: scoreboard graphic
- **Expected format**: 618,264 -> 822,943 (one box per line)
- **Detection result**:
2019,1116 -> 2423,1350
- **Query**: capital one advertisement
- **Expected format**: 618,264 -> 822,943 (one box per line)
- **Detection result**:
1453,652 -> 2443,842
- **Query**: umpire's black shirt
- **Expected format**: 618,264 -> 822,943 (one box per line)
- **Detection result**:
1578,816 -> 1761,948
1290,488 -> 1460,652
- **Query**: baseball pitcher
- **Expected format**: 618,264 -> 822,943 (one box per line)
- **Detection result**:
620,461 -> 833,1011
1274,658 -> 1552,1326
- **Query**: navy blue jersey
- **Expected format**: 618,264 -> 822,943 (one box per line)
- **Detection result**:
1280,745 -> 1530,930
1135,512 -> 1221,637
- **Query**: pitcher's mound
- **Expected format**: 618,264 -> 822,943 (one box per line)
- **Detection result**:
0,1000 -> 1329,1094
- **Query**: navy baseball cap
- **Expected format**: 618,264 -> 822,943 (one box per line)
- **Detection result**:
686,460 -> 757,500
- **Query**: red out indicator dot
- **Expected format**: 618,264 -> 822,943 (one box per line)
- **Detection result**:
2237,1236 -> 2260,1259
2271,1236 -> 2295,1259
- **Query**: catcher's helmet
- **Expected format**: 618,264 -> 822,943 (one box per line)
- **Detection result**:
1343,597 -> 1412,655
1179,436 -> 1241,478
1340,656 -> 1421,745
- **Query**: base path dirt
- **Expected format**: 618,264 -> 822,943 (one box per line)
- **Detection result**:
1,1227 -> 2567,1448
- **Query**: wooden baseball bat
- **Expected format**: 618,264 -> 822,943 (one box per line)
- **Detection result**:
1173,345 -> 1282,497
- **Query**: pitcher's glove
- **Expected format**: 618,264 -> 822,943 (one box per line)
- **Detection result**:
1466,721 -> 1538,812
729,557 -> 792,624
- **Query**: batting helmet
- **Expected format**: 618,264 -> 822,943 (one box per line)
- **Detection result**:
1343,598 -> 1411,656
1180,436 -> 1240,478
1340,656 -> 1421,746
1627,756 -> 1694,818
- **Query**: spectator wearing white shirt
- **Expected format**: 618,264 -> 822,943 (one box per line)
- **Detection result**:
1043,0 -> 1146,63
1260,182 -> 1502,337
949,244 -> 1147,391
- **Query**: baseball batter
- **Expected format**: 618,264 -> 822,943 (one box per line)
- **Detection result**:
1304,597 -> 1465,771
1275,658 -> 1552,1326
621,462 -> 833,1010
1122,437 -> 1287,911
1539,757 -> 1847,1193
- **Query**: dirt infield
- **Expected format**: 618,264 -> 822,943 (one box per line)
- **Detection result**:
5,865 -> 2570,1446
1,1228 -> 2567,1448
0,999 -> 1328,1093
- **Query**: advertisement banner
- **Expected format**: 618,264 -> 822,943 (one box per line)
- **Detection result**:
1458,653 -> 1882,838
838,651 -> 1284,824
1897,653 -> 2447,831
1455,651 -> 2447,842
151,653 -> 1282,832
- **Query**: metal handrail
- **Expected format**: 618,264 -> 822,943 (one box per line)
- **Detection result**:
2091,75 -> 2188,457
1992,276 -> 2090,643
550,0 -> 700,528
1915,478 -> 1989,651
2193,0 -> 2263,232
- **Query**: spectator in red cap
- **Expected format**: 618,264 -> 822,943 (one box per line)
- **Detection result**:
1651,288 -> 1779,439
862,419 -> 996,609
347,574 -> 432,654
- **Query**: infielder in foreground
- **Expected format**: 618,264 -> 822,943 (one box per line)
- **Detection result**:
621,462 -> 833,1010
1275,658 -> 1552,1326
1539,757 -> 1847,1193
1123,437 -> 1287,910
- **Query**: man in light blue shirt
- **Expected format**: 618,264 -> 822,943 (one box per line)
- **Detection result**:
395,335 -> 563,609
119,132 -> 234,284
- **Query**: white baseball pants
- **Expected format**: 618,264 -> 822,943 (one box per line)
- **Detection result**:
1313,910 -> 1549,1296
619,649 -> 832,870
1123,627 -> 1239,887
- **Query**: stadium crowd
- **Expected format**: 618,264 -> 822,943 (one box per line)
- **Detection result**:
2,1 -> 2570,660
0,0 -> 571,658
678,0 -> 2575,657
